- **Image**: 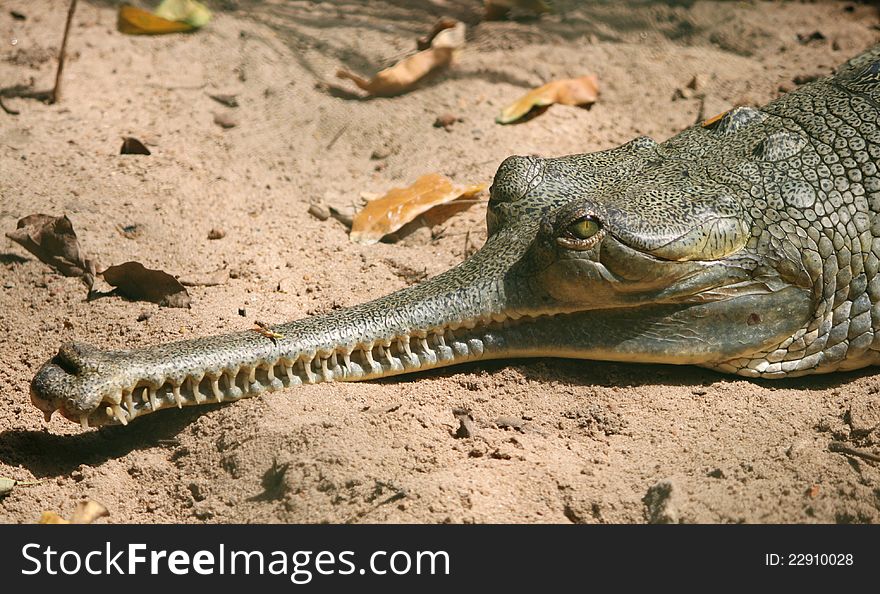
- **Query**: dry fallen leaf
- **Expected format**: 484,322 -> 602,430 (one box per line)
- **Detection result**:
117,0 -> 210,35
417,17 -> 459,50
117,5 -> 194,35
496,75 -> 599,124
6,214 -> 97,289
350,173 -> 486,244
484,0 -> 553,20
336,22 -> 465,97
0,476 -> 42,497
39,500 -> 109,524
701,110 -> 729,127
39,511 -> 69,524
120,136 -> 151,155
154,0 -> 211,28
102,261 -> 192,308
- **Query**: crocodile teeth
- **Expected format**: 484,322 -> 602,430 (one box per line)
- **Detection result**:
172,385 -> 183,409
211,377 -> 223,402
285,364 -> 300,385
191,376 -> 205,403
302,357 -> 317,383
48,311 -> 528,428
109,404 -> 128,426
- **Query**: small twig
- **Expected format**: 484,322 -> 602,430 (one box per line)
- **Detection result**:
50,0 -> 79,104
253,320 -> 284,344
829,441 -> 880,463
325,124 -> 348,150
463,228 -> 474,257
0,0 -> 77,112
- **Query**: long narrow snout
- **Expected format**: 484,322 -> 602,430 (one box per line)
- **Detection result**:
30,227 -> 542,428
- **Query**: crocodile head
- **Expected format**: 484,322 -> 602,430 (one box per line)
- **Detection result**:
31,134 -> 812,428
484,135 -> 810,362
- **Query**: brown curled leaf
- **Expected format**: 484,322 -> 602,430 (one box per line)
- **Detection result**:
102,261 -> 191,308
336,22 -> 465,97
496,75 -> 599,124
417,17 -> 460,50
120,136 -> 151,155
5,214 -> 97,289
350,173 -> 486,244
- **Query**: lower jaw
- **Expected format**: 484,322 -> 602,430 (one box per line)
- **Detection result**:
59,316 -> 536,428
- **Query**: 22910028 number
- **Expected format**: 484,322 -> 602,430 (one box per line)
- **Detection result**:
788,553 -> 853,566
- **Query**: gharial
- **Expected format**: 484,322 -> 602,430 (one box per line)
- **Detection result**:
29,45 -> 880,429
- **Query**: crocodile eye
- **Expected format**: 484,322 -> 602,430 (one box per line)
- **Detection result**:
556,215 -> 604,251
567,217 -> 600,240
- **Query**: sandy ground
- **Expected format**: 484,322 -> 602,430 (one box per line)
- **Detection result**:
1,0 -> 880,524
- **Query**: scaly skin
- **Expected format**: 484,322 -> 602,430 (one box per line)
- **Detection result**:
30,45 -> 880,428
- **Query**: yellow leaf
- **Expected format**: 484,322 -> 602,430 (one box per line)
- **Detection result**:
39,511 -> 70,524
350,174 -> 486,244
155,0 -> 211,28
496,75 -> 599,124
336,22 -> 465,97
118,5 -> 194,35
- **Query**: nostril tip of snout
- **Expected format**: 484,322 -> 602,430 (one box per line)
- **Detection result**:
30,362 -> 65,417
